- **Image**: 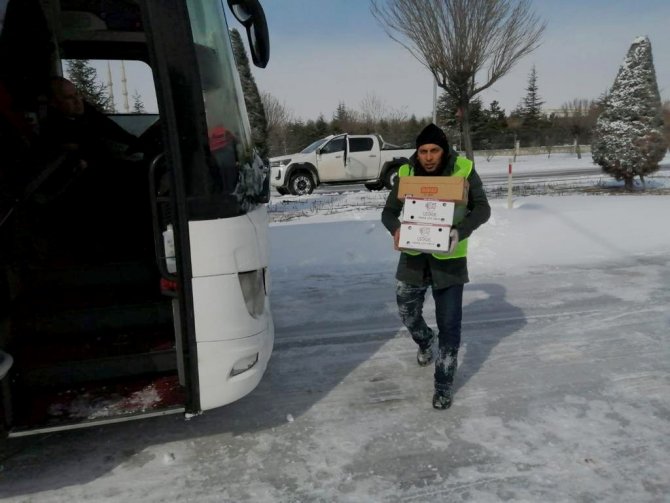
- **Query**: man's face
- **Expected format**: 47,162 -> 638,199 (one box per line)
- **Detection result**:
52,81 -> 85,117
417,143 -> 444,173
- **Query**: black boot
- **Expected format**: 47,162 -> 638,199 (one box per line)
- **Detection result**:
433,347 -> 458,409
432,384 -> 453,409
416,334 -> 436,367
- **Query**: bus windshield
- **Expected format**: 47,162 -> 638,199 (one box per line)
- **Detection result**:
186,0 -> 266,208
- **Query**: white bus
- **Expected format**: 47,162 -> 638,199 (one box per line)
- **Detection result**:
0,0 -> 274,437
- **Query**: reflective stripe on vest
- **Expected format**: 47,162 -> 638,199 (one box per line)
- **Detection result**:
399,157 -> 472,260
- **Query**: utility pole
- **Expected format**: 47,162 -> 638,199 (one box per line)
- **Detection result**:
121,60 -> 130,113
107,61 -> 116,112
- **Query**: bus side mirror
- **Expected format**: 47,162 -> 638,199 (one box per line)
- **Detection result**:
227,0 -> 270,68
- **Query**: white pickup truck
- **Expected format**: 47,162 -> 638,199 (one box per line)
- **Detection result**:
269,134 -> 415,195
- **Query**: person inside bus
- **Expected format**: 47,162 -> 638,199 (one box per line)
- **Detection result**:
40,76 -> 138,170
33,77 -> 148,261
31,76 -> 140,217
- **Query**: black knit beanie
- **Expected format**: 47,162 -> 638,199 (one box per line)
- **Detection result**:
415,123 -> 450,152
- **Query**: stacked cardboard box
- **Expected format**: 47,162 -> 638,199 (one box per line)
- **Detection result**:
397,176 -> 468,254
397,176 -> 468,204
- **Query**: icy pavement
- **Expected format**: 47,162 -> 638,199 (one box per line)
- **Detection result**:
1,254 -> 669,502
2,191 -> 670,501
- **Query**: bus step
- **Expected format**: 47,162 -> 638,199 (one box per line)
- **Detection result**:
9,373 -> 185,432
11,349 -> 178,388
12,300 -> 173,337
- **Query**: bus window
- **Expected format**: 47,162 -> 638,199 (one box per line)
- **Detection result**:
62,59 -> 157,114
60,59 -> 160,156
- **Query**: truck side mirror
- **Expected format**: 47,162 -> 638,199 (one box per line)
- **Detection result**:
227,0 -> 270,68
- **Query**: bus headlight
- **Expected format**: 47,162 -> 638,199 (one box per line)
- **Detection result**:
238,269 -> 265,318
230,353 -> 259,377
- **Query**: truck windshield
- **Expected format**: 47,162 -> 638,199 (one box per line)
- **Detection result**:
300,138 -> 328,154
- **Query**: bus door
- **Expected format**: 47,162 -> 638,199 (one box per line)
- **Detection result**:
143,0 -> 273,414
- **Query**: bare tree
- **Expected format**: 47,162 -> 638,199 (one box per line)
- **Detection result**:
559,98 -> 599,159
370,0 -> 545,159
359,92 -> 387,129
261,91 -> 294,156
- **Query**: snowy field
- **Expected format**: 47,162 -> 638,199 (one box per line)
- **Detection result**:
1,155 -> 669,502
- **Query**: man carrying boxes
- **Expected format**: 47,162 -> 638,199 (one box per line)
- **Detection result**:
381,123 -> 490,409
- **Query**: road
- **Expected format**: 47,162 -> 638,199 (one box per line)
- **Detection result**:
1,255 -> 668,502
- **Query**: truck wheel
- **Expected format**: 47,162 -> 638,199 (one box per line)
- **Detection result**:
384,165 -> 399,189
276,187 -> 289,195
289,172 -> 315,196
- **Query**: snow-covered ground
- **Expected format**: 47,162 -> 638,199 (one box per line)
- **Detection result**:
1,156 -> 669,502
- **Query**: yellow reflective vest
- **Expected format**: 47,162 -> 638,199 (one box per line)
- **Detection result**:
399,157 -> 473,260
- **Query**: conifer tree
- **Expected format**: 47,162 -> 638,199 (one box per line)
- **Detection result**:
520,65 -> 544,128
230,28 -> 268,159
314,114 -> 329,139
65,59 -> 112,112
592,37 -> 668,190
132,90 -> 145,114
332,102 -> 356,133
485,101 -> 506,127
436,92 -> 487,149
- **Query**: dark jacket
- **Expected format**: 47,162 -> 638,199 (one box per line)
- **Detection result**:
381,147 -> 490,289
40,102 -> 137,163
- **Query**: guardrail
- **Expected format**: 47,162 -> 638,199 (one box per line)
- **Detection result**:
470,144 -> 592,159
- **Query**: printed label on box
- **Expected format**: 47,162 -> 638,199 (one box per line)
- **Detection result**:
402,198 -> 455,225
398,176 -> 468,204
399,222 -> 451,254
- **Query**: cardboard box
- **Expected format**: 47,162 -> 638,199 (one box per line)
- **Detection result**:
398,176 -> 468,204
399,222 -> 452,254
402,197 -> 455,225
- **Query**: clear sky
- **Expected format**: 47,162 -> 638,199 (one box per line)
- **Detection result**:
251,0 -> 670,121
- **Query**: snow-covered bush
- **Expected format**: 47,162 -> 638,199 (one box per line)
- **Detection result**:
591,37 -> 668,190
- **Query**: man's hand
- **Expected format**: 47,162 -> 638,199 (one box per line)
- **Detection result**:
448,228 -> 459,254
393,228 -> 401,250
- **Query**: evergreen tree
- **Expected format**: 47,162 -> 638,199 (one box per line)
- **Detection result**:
435,92 -> 459,131
287,119 -> 311,153
520,65 -> 544,128
230,28 -> 268,158
436,92 -> 488,149
65,59 -> 112,112
479,100 -> 509,149
483,101 -> 507,130
132,90 -> 145,114
591,37 -> 668,190
314,114 -> 329,138
332,102 -> 355,133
